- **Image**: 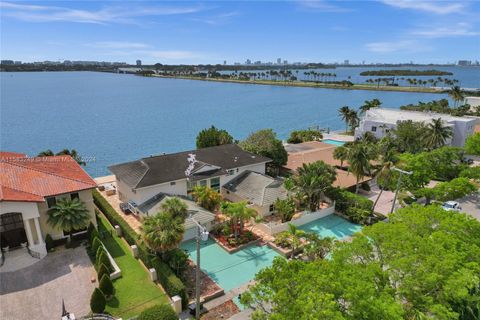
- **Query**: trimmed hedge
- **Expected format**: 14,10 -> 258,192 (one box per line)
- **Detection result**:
93,190 -> 186,304
90,288 -> 106,313
327,187 -> 373,214
92,237 -> 102,255
97,251 -> 113,273
150,257 -> 187,307
98,263 -> 110,282
138,304 -> 177,320
99,274 -> 115,297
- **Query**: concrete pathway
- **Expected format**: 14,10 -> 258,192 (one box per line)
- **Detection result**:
457,192 -> 480,221
0,246 -> 96,320
204,281 -> 254,311
0,247 -> 41,273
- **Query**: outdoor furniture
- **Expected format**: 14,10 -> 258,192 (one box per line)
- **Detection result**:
98,185 -> 105,191
105,184 -> 116,196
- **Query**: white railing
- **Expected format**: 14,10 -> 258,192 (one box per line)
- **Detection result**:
257,202 -> 335,236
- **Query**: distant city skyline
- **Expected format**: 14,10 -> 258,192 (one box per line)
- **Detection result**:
1,1 -> 479,64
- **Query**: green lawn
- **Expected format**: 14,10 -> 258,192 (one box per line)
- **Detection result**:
97,215 -> 169,319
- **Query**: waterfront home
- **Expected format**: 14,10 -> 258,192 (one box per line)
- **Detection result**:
222,170 -> 288,217
354,108 -> 478,147
108,144 -> 271,207
465,96 -> 480,112
0,152 -> 97,259
282,141 -> 370,189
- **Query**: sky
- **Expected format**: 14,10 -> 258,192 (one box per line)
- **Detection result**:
1,0 -> 479,64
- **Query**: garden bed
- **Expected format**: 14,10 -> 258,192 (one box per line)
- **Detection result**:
184,261 -> 224,303
211,234 -> 261,254
201,300 -> 240,320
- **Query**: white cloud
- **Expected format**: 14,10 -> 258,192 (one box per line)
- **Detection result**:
191,11 -> 239,26
365,40 -> 430,53
297,0 -> 350,12
411,22 -> 479,38
87,41 -> 150,49
380,0 -> 466,14
0,2 -> 205,24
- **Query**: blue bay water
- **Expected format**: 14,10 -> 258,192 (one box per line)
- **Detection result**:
0,71 -> 456,177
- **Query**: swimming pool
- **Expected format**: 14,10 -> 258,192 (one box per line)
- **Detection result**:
180,239 -> 279,292
322,139 -> 346,146
299,214 -> 362,239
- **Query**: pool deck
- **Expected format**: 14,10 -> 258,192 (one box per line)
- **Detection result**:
322,133 -> 354,142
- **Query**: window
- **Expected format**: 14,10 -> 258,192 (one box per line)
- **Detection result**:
227,169 -> 235,176
70,192 -> 79,200
210,177 -> 220,192
269,204 -> 275,212
170,181 -> 176,186
187,180 -> 197,194
199,180 -> 207,187
46,197 -> 56,208
371,126 -> 377,132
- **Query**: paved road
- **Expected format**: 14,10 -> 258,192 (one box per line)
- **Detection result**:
0,246 -> 96,320
457,192 -> 480,221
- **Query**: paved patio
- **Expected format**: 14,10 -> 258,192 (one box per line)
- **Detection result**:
0,246 -> 96,320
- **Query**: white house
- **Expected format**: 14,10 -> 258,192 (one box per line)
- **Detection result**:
465,97 -> 480,112
0,152 -> 97,260
354,108 -> 479,147
108,144 -> 271,207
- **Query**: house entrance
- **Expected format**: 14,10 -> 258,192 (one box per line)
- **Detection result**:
0,212 -> 28,249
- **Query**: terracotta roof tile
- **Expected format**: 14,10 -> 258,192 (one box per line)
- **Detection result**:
0,152 -> 97,202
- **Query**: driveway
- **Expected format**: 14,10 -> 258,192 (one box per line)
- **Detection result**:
0,246 -> 96,320
457,192 -> 480,221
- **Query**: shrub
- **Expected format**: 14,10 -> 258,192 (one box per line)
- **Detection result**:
93,191 -> 139,246
97,251 -> 113,273
89,228 -> 99,245
274,231 -> 292,249
138,304 -> 177,320
345,207 -> 371,225
90,288 -> 106,313
361,182 -> 371,191
45,234 -> 54,251
91,237 -> 102,255
99,274 -> 115,297
87,221 -> 96,238
327,187 -> 373,214
150,257 -> 187,307
163,248 -> 189,277
460,166 -> 480,180
97,263 -> 110,282
96,246 -> 107,263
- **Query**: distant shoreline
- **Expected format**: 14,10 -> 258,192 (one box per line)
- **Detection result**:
148,74 -> 446,94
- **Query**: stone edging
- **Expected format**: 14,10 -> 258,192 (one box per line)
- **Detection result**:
210,236 -> 261,254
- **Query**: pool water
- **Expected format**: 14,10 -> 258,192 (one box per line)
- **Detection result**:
180,239 -> 280,292
322,139 -> 346,146
299,214 -> 362,239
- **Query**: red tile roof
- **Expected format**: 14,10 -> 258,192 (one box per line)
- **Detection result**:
0,152 -> 97,202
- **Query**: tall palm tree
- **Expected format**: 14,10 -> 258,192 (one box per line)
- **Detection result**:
359,99 -> 382,115
346,109 -> 360,133
448,86 -> 464,108
221,201 -> 256,242
424,118 -> 453,150
161,197 -> 188,221
290,161 -> 337,212
141,211 -> 185,255
56,149 -> 86,166
47,198 -> 90,242
338,106 -> 351,133
333,146 -> 348,168
347,143 -> 374,193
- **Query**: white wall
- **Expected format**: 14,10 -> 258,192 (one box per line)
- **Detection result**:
0,201 -> 40,220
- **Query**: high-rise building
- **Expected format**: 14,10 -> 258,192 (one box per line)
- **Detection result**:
283,60 -> 288,65
136,60 -> 142,66
245,59 -> 251,65
223,60 -> 227,65
277,58 -> 281,64
458,60 -> 472,66
344,60 -> 349,65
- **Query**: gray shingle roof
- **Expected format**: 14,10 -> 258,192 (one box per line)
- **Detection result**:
136,193 -> 215,229
108,144 -> 271,189
223,170 -> 287,207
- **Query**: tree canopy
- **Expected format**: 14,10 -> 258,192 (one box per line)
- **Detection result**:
240,129 -> 288,167
196,126 -> 234,149
242,205 -> 480,320
465,133 -> 480,156
287,129 -> 323,144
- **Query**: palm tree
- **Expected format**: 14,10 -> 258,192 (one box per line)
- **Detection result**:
37,149 -> 54,157
47,198 -> 90,242
141,211 -> 185,255
333,146 -> 348,168
290,161 -> 337,212
448,86 -> 464,108
287,223 -> 305,257
347,142 -> 374,193
192,186 -> 222,211
346,109 -> 360,133
56,149 -> 86,166
371,146 -> 396,213
161,197 -> 188,221
424,118 -> 453,150
338,106 -> 351,133
221,202 -> 256,242
359,99 -> 382,115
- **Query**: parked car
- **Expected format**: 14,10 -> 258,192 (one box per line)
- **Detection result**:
441,201 -> 462,212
